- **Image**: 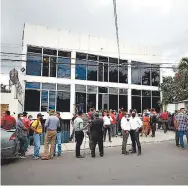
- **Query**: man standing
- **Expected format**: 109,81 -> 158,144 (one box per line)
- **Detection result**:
150,109 -> 157,137
22,112 -> 31,150
1,111 -> 16,130
42,110 -> 60,160
175,108 -> 188,150
31,113 -> 43,159
54,112 -> 63,157
16,113 -> 27,158
129,112 -> 142,155
90,113 -> 104,158
121,111 -> 130,155
161,110 -> 169,133
74,111 -> 85,158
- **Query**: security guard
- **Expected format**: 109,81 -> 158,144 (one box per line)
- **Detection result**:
90,113 -> 104,157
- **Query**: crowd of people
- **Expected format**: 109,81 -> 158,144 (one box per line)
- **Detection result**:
1,106 -> 188,160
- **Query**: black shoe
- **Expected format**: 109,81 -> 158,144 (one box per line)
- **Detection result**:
76,155 -> 84,158
58,153 -> 61,157
137,152 -> 141,156
130,151 -> 137,154
91,155 -> 95,158
100,154 -> 103,157
109,140 -> 112,143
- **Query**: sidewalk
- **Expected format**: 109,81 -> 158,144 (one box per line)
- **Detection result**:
26,130 -> 176,156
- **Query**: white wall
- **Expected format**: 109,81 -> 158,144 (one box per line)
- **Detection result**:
166,104 -> 176,113
1,86 -> 23,116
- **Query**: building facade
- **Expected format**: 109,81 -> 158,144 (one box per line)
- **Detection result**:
21,24 -> 161,119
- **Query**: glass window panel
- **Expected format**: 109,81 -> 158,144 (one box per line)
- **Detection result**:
98,87 -> 108,93
109,95 -> 118,110
76,52 -> 87,60
58,51 -> 71,58
141,63 -> 151,86
76,92 -> 86,113
131,96 -> 141,113
24,89 -> 40,111
109,87 -> 118,94
119,89 -> 128,95
56,91 -> 70,112
26,54 -> 42,76
142,90 -> 151,96
98,94 -> 109,110
49,91 -> 56,111
27,46 -> 42,54
109,63 -> 118,83
132,89 -> 141,96
151,65 -> 160,86
42,56 -> 49,77
75,85 -> 86,93
104,63 -> 108,82
50,57 -> 57,77
119,95 -> 128,111
87,86 -> 97,93
88,54 -> 98,61
152,91 -> 160,97
87,61 -> 98,81
75,59 -> 86,80
142,97 -> 151,112
98,62 -> 104,81
119,59 -> 128,84
42,83 -> 56,90
57,84 -> 70,91
87,94 -> 96,111
99,56 -> 108,62
57,57 -> 71,78
131,61 -> 141,85
152,97 -> 160,112
43,48 -> 57,56
41,90 -> 48,111
25,82 -> 40,89
109,57 -> 118,64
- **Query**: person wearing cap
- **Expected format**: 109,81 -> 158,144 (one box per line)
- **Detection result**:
54,112 -> 64,156
31,113 -> 43,160
73,111 -> 85,158
22,111 -> 31,150
129,111 -> 142,155
90,112 -> 104,158
42,110 -> 60,160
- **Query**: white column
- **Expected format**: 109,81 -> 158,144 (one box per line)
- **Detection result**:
70,50 -> 76,115
96,93 -> 98,111
128,60 -> 132,112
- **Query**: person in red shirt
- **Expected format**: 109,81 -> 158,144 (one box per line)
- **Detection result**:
22,111 -> 31,150
110,110 -> 116,137
1,111 -> 16,130
161,110 -> 169,133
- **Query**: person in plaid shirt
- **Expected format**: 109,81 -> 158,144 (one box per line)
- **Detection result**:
175,108 -> 188,149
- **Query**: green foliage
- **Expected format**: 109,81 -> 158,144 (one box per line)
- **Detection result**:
159,57 -> 188,104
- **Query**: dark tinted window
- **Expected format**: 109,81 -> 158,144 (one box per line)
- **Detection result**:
75,85 -> 86,93
141,63 -> 151,86
88,54 -> 98,61
87,86 -> 97,93
43,48 -> 57,56
99,56 -> 108,62
109,63 -> 118,83
87,60 -> 98,81
132,96 -> 141,113
152,91 -> 160,97
142,97 -> 151,111
57,57 -> 71,78
57,84 -> 70,91
131,61 -> 141,85
27,46 -> 42,54
119,95 -> 128,111
26,54 -> 42,76
76,53 -> 87,60
99,87 -> 108,93
49,91 -> 56,110
75,59 -> 87,80
142,90 -> 151,96
109,95 -> 118,110
76,93 -> 86,113
151,64 -> 160,86
109,58 -> 118,64
24,89 -> 40,111
41,90 -> 48,111
98,63 -> 104,81
104,63 -> 108,82
132,89 -> 141,96
119,59 -> 128,84
152,97 -> 160,112
42,56 -> 49,77
58,51 -> 71,58
42,83 -> 56,90
98,94 -> 108,110
50,57 -> 57,77
25,82 -> 40,89
87,94 -> 96,111
56,91 -> 70,112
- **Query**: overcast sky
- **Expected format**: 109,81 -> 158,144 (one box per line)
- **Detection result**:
1,0 -> 188,81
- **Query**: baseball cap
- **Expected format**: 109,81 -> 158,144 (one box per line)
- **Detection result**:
23,111 -> 28,116
37,113 -> 44,117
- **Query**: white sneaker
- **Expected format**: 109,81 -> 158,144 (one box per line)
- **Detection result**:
20,156 -> 26,159
33,156 -> 40,160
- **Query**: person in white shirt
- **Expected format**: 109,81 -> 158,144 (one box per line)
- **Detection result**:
103,112 -> 113,142
121,110 -> 130,155
129,111 -> 143,155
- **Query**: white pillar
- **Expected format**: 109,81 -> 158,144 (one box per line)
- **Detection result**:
128,60 -> 132,112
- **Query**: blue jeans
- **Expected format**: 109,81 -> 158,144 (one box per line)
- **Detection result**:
178,131 -> 184,148
33,133 -> 41,157
54,132 -> 62,155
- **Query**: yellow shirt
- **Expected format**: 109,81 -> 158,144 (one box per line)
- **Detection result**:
32,120 -> 43,134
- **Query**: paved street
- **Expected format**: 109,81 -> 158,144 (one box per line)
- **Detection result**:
1,141 -> 188,185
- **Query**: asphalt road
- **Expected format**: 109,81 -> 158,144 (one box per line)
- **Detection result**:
1,141 -> 188,185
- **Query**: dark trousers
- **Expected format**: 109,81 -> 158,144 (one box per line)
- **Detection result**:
91,135 -> 103,157
175,130 -> 179,146
151,122 -> 156,137
75,131 -> 84,157
69,128 -> 75,141
122,131 -> 129,153
130,130 -> 141,153
104,125 -> 111,142
162,120 -> 168,133
18,136 -> 27,156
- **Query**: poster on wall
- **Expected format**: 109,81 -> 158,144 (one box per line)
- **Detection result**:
0,104 -> 9,118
